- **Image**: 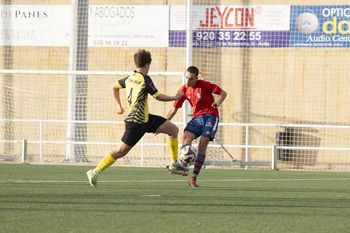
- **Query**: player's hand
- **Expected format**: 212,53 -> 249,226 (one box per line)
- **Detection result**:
116,106 -> 125,115
212,102 -> 220,108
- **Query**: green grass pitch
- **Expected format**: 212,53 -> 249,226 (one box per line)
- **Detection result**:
0,163 -> 350,233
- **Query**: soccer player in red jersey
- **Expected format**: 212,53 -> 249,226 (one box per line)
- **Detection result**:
166,66 -> 227,187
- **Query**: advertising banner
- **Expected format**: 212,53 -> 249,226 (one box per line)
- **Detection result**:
290,5 -> 350,47
170,5 -> 290,47
0,5 -> 170,47
89,5 -> 169,47
0,5 -> 70,46
3,5 -> 350,48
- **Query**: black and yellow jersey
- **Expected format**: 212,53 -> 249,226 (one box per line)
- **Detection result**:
116,71 -> 160,124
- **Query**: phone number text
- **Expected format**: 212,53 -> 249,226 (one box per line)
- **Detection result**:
195,31 -> 262,41
93,40 -> 128,46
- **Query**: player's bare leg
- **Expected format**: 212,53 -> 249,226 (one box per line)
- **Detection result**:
182,129 -> 196,146
87,142 -> 132,187
156,120 -> 189,175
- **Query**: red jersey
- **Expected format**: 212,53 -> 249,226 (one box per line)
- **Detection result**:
173,80 -> 222,119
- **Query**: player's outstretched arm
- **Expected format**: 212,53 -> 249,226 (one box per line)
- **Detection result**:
156,91 -> 184,102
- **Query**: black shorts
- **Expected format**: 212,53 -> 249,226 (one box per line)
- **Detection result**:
121,114 -> 167,147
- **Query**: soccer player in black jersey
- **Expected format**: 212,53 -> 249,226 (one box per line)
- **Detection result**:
87,49 -> 188,187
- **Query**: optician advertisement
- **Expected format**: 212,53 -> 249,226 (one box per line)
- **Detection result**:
290,5 -> 350,47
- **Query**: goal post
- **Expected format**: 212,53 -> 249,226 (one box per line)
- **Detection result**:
66,0 -> 89,162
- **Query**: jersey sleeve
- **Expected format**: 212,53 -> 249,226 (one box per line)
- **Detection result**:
116,77 -> 127,89
204,80 -> 222,95
173,85 -> 186,108
144,75 -> 160,98
173,96 -> 186,108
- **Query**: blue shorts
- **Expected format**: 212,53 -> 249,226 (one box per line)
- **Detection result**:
185,114 -> 219,141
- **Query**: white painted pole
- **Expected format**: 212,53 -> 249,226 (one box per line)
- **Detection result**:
186,0 -> 193,68
40,121 -> 43,163
183,0 -> 193,127
245,125 -> 249,170
66,0 -> 78,161
22,139 -> 27,163
271,145 -> 277,170
141,137 -> 145,167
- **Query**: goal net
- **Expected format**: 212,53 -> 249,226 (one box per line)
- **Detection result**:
1,0 -> 350,172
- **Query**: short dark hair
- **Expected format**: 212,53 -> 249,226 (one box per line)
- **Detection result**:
186,66 -> 199,77
134,49 -> 152,68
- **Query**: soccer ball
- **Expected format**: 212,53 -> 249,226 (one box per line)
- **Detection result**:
180,145 -> 197,163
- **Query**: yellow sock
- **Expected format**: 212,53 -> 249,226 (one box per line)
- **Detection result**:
167,138 -> 179,162
95,153 -> 116,173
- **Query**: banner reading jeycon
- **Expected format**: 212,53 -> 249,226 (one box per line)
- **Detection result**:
170,5 -> 290,48
89,5 -> 169,47
291,5 -> 350,47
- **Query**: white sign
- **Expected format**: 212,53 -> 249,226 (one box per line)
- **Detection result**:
88,5 -> 169,47
0,5 -> 71,46
0,5 -> 170,47
170,5 -> 290,31
170,5 -> 187,30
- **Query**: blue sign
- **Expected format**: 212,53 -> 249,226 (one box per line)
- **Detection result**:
291,5 -> 350,47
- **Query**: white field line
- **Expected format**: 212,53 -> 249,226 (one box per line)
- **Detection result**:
1,178 -> 350,183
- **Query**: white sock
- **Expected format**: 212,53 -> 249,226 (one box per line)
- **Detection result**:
172,159 -> 179,164
93,169 -> 100,176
